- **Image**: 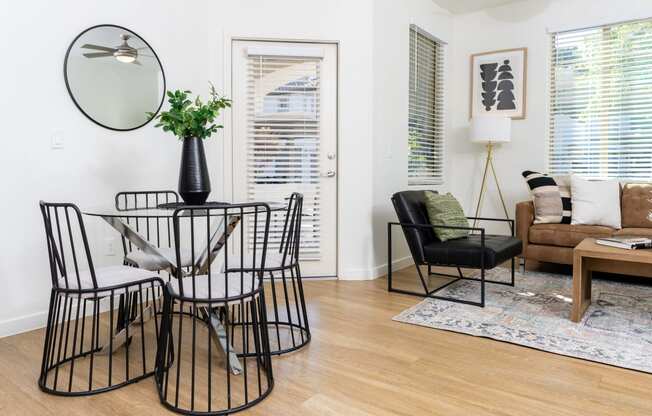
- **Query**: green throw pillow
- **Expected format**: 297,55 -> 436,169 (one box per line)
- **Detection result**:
424,192 -> 470,242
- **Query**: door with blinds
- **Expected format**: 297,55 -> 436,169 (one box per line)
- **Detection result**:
231,40 -> 338,278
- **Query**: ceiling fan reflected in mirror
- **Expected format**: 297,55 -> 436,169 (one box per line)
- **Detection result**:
81,34 -> 152,65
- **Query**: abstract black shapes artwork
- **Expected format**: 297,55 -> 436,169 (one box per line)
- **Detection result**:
480,63 -> 498,111
497,59 -> 516,110
471,48 -> 527,119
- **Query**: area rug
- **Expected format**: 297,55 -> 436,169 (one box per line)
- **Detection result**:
393,269 -> 652,373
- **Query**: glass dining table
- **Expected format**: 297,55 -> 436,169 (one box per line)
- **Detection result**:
83,202 -> 287,274
82,201 -> 288,375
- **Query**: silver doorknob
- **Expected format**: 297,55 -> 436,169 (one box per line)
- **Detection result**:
323,170 -> 336,178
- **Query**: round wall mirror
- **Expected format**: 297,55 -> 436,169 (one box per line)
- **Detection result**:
64,24 -> 166,131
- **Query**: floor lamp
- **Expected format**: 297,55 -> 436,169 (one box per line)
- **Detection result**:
470,116 -> 512,231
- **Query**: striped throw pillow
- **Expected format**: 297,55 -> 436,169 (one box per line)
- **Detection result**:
553,174 -> 572,224
522,171 -> 570,224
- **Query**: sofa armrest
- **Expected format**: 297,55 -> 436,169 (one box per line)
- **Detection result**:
515,201 -> 534,257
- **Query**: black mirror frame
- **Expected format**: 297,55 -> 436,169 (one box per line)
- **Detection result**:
63,24 -> 166,132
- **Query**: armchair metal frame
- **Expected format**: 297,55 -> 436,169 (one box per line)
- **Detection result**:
387,217 -> 515,307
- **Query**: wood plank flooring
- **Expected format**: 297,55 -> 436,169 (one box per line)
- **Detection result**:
1,269 -> 651,415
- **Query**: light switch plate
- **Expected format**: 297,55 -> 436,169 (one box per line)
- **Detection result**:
51,130 -> 64,149
105,238 -> 117,256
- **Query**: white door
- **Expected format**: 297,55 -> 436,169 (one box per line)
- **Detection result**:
231,40 -> 338,278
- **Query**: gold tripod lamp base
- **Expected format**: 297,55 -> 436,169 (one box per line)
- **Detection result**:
472,142 -> 511,230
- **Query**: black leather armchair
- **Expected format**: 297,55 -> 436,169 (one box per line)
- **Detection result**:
388,190 -> 522,307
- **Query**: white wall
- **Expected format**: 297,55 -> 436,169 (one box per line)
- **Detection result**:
0,0 -> 217,336
448,0 -> 652,231
371,0 -> 454,276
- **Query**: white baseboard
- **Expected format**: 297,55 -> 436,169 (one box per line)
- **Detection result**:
0,298 -> 123,338
338,256 -> 414,280
0,310 -> 49,338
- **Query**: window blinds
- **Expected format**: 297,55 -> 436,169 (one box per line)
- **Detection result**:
408,25 -> 444,186
549,19 -> 652,180
246,52 -> 322,259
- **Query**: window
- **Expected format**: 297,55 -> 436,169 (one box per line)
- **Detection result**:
408,25 -> 444,186
246,53 -> 322,258
549,20 -> 652,180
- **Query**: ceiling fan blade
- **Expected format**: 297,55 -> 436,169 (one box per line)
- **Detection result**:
81,44 -> 116,53
132,60 -> 142,66
136,46 -> 151,50
83,52 -> 113,58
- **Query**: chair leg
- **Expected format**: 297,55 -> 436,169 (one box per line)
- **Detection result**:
415,264 -> 430,294
155,291 -> 172,383
41,284 -> 161,397
38,290 -> 57,390
156,294 -> 273,415
257,264 -> 311,356
480,263 -> 486,307
387,222 -> 392,291
294,263 -> 310,336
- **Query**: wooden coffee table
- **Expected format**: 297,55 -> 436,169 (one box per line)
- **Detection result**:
571,238 -> 652,322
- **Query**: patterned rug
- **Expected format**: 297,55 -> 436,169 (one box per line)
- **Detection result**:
393,269 -> 652,373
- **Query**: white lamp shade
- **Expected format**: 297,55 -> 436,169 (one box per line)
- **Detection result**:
470,116 -> 511,143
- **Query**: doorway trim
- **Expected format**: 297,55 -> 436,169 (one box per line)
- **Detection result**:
223,35 -> 340,279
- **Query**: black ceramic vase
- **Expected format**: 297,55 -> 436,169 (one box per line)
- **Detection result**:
178,136 -> 211,205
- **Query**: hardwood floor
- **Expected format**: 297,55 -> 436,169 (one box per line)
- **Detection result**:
1,270 -> 651,415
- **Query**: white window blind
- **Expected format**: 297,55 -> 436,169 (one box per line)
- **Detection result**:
408,25 -> 444,186
246,53 -> 322,259
549,19 -> 652,180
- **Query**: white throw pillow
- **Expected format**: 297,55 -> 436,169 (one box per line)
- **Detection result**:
570,176 -> 621,229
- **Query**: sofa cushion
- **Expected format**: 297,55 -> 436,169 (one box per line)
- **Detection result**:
621,183 -> 652,228
529,223 -> 614,248
524,244 -> 573,265
423,235 -> 522,269
615,228 -> 652,238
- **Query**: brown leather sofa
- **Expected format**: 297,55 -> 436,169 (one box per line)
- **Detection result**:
516,183 -> 652,267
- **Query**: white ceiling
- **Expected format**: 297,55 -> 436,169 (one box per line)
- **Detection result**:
432,0 -> 526,14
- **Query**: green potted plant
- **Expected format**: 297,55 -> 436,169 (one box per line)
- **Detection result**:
150,83 -> 231,205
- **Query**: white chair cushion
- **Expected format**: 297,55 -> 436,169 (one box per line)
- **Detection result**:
169,272 -> 260,301
58,266 -> 161,297
125,247 -> 193,271
223,251 -> 295,271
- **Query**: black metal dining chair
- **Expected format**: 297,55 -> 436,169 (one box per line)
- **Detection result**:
115,190 -> 193,272
155,202 -> 274,415
38,201 -> 165,396
225,193 -> 309,355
